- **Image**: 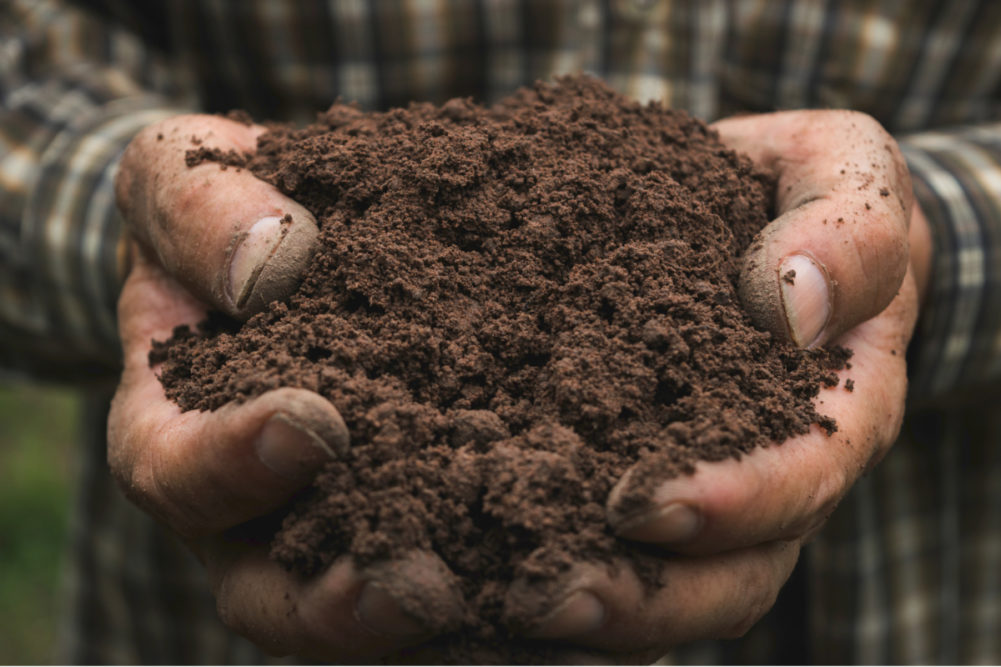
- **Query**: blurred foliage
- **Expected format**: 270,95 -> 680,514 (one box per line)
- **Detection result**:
0,382 -> 80,664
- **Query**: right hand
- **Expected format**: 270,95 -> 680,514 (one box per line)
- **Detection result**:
109,115 -> 466,660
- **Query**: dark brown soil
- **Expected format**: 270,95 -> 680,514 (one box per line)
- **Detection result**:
153,76 -> 848,662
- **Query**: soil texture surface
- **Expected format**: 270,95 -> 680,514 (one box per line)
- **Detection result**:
153,76 -> 848,663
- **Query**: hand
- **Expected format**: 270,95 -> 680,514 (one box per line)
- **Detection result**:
109,115 -> 464,660
499,110 -> 931,660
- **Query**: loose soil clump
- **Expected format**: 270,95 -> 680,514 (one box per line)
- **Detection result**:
153,76 -> 847,662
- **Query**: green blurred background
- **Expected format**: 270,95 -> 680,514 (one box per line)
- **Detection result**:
0,381 -> 80,664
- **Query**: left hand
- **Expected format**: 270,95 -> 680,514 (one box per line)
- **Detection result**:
501,110 -> 932,660
110,115 -> 466,660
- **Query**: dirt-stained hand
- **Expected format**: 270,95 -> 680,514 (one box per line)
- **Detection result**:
109,115 -> 464,660
500,110 -> 932,660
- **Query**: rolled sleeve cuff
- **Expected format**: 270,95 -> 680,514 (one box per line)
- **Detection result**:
2,101 -> 182,379
899,123 -> 1001,402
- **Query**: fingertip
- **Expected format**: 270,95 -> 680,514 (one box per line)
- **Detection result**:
253,412 -> 335,483
505,546 -> 802,653
225,206 -> 319,318
253,387 -> 350,458
355,582 -> 430,638
523,590 -> 607,640
357,551 -> 467,637
236,387 -> 349,495
135,388 -> 346,536
289,552 -> 464,659
740,232 -> 836,349
505,563 -> 618,640
739,202 -> 905,348
719,110 -> 912,346
606,465 -> 708,547
119,113 -> 320,321
607,450 -> 808,555
614,502 -> 703,545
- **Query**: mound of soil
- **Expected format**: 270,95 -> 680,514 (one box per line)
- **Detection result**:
153,76 -> 847,662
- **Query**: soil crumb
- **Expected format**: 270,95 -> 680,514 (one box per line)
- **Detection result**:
154,76 -> 849,663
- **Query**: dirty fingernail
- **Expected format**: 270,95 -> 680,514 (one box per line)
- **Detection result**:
615,502 -> 702,544
355,581 -> 428,638
254,413 -> 335,482
528,590 -> 605,639
227,215 -> 287,310
779,253 -> 831,348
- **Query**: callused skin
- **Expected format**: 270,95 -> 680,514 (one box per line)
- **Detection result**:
109,109 -> 930,661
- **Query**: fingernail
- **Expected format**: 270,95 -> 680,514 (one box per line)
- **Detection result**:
615,502 -> 703,544
227,215 -> 288,309
778,253 -> 831,347
355,581 -> 428,638
254,412 -> 335,482
528,590 -> 605,639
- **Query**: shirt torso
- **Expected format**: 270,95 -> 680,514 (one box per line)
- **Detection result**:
79,0 -> 1001,130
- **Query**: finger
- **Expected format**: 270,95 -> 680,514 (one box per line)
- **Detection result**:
202,543 -> 466,660
115,114 -> 318,319
505,542 -> 800,652
606,268 -> 919,554
714,110 -> 913,347
109,253 -> 347,537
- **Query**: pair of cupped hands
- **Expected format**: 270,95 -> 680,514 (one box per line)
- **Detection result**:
110,109 -> 930,662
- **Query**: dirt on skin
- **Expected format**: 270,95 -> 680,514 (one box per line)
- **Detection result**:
153,76 -> 849,662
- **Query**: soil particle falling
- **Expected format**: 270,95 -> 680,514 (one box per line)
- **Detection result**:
152,76 -> 849,662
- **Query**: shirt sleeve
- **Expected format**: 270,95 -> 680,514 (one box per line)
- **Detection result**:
0,0 -> 188,380
898,123 -> 1001,402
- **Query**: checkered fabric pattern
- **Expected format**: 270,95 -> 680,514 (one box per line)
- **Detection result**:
2,0 -> 999,662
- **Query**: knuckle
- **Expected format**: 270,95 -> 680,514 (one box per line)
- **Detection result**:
162,175 -> 215,230
861,198 -> 907,238
849,212 -> 909,316
126,118 -> 179,171
835,109 -> 890,143
860,205 -> 910,275
835,111 -> 913,218
115,125 -> 163,220
118,117 -> 188,234
129,118 -> 171,155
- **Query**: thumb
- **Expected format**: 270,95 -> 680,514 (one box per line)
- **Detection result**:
115,114 -> 318,319
714,111 -> 913,347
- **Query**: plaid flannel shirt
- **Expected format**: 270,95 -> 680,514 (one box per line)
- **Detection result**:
2,0 -> 1000,662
